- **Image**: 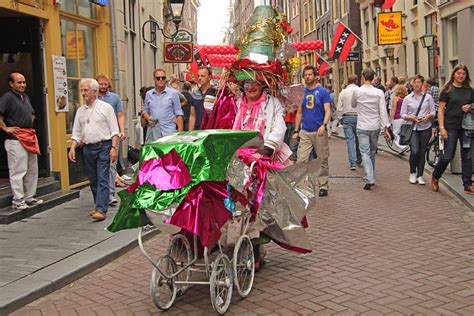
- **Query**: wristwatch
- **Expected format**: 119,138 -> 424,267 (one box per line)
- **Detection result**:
293,129 -> 299,134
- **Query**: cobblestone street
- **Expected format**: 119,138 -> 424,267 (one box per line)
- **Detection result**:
14,137 -> 474,315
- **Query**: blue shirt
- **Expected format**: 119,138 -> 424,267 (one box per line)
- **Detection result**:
144,86 -> 184,136
98,91 -> 123,114
301,85 -> 332,132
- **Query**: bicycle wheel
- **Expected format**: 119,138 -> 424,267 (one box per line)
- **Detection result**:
426,138 -> 440,168
167,234 -> 192,295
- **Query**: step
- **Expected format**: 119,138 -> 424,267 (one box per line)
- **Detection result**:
0,190 -> 80,224
0,177 -> 61,209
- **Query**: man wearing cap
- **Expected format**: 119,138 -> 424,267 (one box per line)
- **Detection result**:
293,65 -> 332,197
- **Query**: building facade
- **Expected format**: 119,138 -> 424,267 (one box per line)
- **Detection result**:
0,0 -> 113,189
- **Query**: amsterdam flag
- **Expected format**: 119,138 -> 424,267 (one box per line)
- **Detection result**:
315,54 -> 329,77
329,22 -> 357,62
373,0 -> 396,9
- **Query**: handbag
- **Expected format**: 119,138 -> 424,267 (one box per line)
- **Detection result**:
399,93 -> 426,146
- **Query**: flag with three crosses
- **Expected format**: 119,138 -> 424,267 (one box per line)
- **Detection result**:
315,53 -> 329,77
329,22 -> 357,62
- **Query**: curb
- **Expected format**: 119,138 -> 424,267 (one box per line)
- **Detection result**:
0,228 -> 160,316
333,133 -> 473,211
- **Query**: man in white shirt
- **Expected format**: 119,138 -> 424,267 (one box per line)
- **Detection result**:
336,74 -> 361,170
68,78 -> 120,220
352,68 -> 392,190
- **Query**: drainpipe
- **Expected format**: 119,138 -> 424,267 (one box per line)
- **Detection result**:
110,0 -> 121,97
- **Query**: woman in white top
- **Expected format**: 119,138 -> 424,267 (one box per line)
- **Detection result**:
400,75 -> 436,185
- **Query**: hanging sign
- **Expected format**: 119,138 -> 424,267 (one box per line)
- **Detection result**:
346,52 -> 360,62
173,30 -> 194,42
52,55 -> 69,112
378,11 -> 403,45
164,42 -> 194,63
90,0 -> 108,6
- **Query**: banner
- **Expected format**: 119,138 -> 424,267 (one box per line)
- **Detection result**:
52,55 -> 69,113
329,22 -> 357,62
378,12 -> 403,45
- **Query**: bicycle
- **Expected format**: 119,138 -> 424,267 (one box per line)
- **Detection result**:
385,126 -> 410,156
426,124 -> 442,168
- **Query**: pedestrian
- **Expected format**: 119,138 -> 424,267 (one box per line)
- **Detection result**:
181,81 -> 193,131
385,76 -> 399,114
189,66 -> 217,130
0,72 -> 43,210
142,68 -> 184,143
372,76 -> 386,93
431,64 -> 474,194
424,78 -> 440,110
137,86 -> 153,145
96,74 -> 125,206
400,75 -> 436,184
351,68 -> 392,190
293,65 -> 332,197
68,78 -> 120,221
390,84 -> 409,152
326,84 -> 338,137
336,74 -> 361,170
283,108 -> 298,161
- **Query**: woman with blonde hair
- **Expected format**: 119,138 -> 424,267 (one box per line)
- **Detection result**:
391,83 -> 409,152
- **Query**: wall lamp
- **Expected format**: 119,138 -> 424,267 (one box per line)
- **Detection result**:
142,0 -> 185,43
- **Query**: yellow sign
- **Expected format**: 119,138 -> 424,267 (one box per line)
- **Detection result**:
66,31 -> 85,59
378,12 -> 402,45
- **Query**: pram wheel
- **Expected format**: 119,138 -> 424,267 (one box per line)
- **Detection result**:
167,234 -> 192,295
210,253 -> 233,314
233,235 -> 255,297
150,255 -> 177,310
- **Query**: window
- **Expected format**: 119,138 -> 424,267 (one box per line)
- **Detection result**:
59,0 -> 96,19
364,9 -> 369,46
341,0 -> 347,16
303,1 -> 309,34
322,25 -> 326,50
316,0 -> 321,18
60,19 -> 96,134
326,22 -> 331,51
309,0 -> 315,31
449,16 -> 457,58
372,6 -> 377,45
413,41 -> 419,74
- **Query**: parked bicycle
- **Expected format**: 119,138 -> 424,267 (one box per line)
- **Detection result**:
385,131 -> 410,155
426,124 -> 442,168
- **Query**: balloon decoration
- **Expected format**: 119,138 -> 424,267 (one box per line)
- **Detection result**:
290,40 -> 324,51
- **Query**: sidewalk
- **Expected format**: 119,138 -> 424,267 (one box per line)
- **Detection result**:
331,124 -> 474,211
0,189 -> 157,315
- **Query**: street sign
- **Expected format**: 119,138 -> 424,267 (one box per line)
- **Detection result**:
378,11 -> 403,45
346,52 -> 360,62
52,55 -> 69,113
164,42 -> 193,63
173,30 -> 193,42
90,0 -> 108,6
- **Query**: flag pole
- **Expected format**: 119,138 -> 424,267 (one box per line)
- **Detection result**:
339,21 -> 380,58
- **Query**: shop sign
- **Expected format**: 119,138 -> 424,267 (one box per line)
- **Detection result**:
52,55 -> 69,113
173,30 -> 193,42
66,31 -> 85,59
347,52 -> 360,62
378,11 -> 403,45
164,42 -> 193,63
90,0 -> 108,6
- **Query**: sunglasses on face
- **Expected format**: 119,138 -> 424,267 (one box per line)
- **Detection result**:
154,76 -> 166,81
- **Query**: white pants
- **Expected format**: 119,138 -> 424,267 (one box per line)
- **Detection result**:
5,139 -> 38,203
392,118 -> 408,150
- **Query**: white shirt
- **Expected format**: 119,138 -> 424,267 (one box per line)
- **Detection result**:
336,84 -> 359,119
71,99 -> 120,145
352,84 -> 390,131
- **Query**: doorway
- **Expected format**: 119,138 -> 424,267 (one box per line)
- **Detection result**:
0,15 -> 49,180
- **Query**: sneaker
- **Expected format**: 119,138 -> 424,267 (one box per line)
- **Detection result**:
26,198 -> 43,206
109,198 -> 118,206
417,177 -> 426,185
121,175 -> 132,181
12,201 -> 29,210
350,165 -> 356,170
363,183 -> 374,190
409,173 -> 417,184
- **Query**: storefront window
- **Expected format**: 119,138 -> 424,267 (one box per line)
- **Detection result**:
60,0 -> 96,20
60,19 -> 96,134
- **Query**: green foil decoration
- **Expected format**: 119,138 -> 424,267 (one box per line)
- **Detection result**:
107,130 -> 258,233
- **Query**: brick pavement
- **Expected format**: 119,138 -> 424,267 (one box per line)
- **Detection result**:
13,137 -> 474,315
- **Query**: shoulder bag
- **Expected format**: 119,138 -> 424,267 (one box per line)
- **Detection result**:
399,93 -> 426,146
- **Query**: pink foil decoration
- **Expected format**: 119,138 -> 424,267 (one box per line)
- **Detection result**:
201,86 -> 237,130
167,181 -> 232,249
127,149 -> 192,193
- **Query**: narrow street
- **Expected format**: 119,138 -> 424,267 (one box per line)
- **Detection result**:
13,137 -> 474,315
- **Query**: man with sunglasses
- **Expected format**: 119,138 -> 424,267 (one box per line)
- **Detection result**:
142,68 -> 184,142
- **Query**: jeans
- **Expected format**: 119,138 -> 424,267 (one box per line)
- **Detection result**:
409,128 -> 431,177
433,128 -> 472,189
341,115 -> 361,166
83,141 -> 112,212
284,122 -> 298,161
357,129 -> 380,184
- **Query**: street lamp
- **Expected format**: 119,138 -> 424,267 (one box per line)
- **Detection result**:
383,45 -> 398,64
420,33 -> 436,79
142,0 -> 185,43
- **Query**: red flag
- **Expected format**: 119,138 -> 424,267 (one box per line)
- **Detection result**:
381,0 -> 396,9
315,54 -> 328,77
329,22 -> 357,62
